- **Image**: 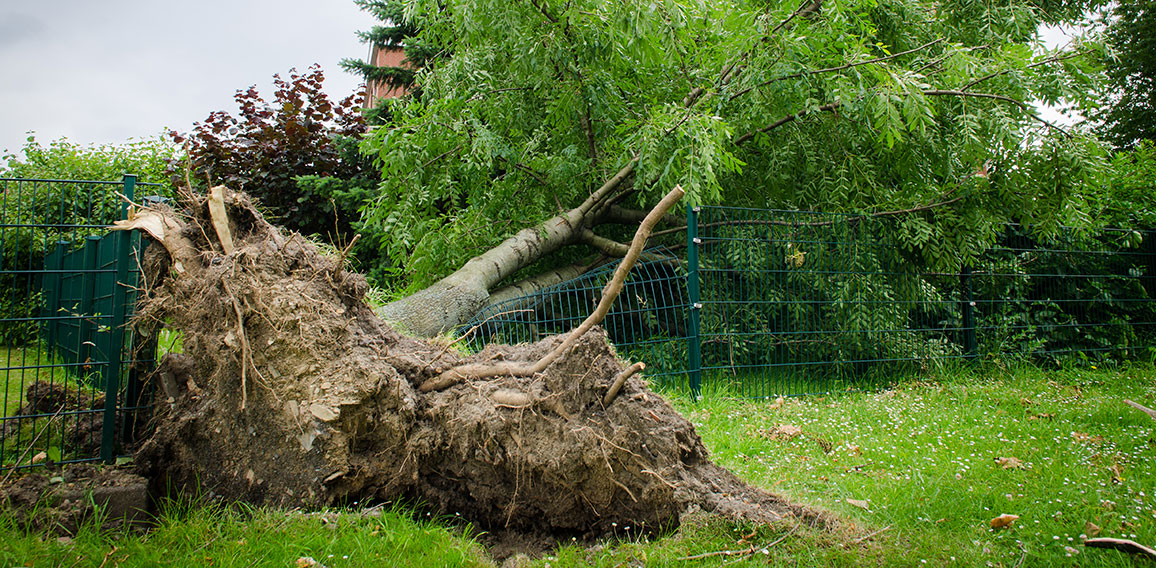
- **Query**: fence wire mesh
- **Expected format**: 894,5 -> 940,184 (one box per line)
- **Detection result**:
693,207 -> 1156,397
1,176 -> 165,471
459,247 -> 693,389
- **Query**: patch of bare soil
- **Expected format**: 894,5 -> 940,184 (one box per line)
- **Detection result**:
123,188 -> 832,554
0,465 -> 150,534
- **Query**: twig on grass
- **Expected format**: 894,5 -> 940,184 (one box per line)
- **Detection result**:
852,525 -> 892,543
679,524 -> 799,561
1,403 -> 67,484
97,545 -> 119,568
1124,399 -> 1156,420
1084,537 -> 1156,558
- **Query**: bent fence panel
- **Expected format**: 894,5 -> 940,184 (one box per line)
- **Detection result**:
459,247 -> 693,391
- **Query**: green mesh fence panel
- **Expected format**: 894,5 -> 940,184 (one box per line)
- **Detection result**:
458,209 -> 1156,399
692,207 -> 1156,397
1,176 -> 166,471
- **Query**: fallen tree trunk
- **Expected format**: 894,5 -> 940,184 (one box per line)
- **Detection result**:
376,160 -> 638,338
124,188 -> 828,545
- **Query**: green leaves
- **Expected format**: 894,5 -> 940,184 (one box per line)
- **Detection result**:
358,0 -> 1117,287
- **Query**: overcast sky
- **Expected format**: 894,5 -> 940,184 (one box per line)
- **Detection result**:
0,0 -> 377,156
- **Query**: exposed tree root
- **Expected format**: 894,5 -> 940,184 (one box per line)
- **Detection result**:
121,187 -> 833,554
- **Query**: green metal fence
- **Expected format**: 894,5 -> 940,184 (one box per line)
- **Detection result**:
689,207 -> 1156,397
461,207 -> 1156,399
1,175 -> 162,471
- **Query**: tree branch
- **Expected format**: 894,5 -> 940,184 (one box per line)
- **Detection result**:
597,204 -> 681,227
733,102 -> 841,146
580,228 -> 631,257
729,38 -> 945,101
959,49 -> 1089,91
923,90 -> 1072,137
485,262 -> 594,306
734,86 -> 1072,147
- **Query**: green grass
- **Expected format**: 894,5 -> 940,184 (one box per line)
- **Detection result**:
663,361 -> 1156,566
1,362 -> 1154,566
0,499 -> 492,568
2,345 -> 78,416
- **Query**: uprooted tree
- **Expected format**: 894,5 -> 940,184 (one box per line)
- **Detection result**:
122,186 -> 829,540
360,0 -> 1112,337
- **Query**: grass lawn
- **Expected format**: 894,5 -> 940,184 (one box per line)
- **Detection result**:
2,361 -> 1154,566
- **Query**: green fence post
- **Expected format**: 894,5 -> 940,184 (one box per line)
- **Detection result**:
687,206 -> 702,399
101,174 -> 135,463
961,266 -> 977,359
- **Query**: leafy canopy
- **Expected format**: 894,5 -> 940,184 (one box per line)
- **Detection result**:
1096,0 -> 1156,149
363,0 -> 1110,290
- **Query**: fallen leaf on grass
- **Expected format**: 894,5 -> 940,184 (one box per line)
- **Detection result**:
1085,521 -> 1101,538
769,396 -> 785,410
990,514 -> 1019,529
1027,413 -> 1055,420
1110,463 -> 1125,484
764,424 -> 802,439
1072,431 -> 1104,444
995,456 -> 1024,470
846,499 -> 870,511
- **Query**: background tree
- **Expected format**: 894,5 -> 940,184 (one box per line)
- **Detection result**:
1097,0 -> 1156,149
172,66 -> 392,283
362,0 -> 1111,337
2,134 -> 178,183
340,0 -> 446,123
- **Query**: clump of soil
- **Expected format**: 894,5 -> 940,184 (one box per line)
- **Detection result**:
0,381 -> 106,458
0,465 -> 150,534
127,188 -> 831,550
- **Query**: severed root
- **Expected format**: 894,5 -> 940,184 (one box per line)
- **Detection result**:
420,185 -> 685,393
208,185 -> 235,254
604,362 -> 646,406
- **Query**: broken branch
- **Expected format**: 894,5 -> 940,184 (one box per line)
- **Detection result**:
1124,399 -> 1156,421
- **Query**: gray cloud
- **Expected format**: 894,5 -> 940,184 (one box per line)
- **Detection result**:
0,12 -> 46,49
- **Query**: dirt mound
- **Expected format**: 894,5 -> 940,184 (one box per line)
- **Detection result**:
1,381 -> 106,458
0,465 -> 150,534
126,188 -> 831,547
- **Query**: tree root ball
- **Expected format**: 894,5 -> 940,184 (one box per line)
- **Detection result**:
129,189 -> 829,544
